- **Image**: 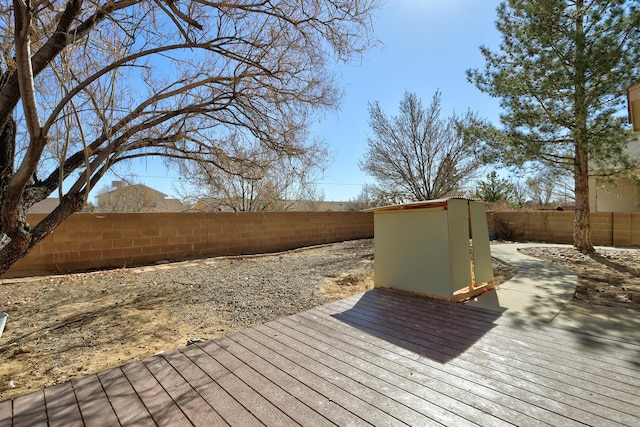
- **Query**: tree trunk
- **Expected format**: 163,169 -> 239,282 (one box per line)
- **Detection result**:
0,115 -> 83,276
0,116 -> 27,276
0,194 -> 83,276
0,117 -> 15,200
574,144 -> 594,253
572,0 -> 594,254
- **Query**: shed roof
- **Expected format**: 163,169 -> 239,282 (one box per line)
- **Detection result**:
363,197 -> 475,213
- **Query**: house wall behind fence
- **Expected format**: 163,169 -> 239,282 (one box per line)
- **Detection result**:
7,211 -> 374,277
487,211 -> 640,247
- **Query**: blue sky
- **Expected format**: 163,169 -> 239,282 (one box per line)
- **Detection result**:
96,0 -> 504,202
313,0 -> 504,201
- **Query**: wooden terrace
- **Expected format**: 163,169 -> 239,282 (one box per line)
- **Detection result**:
1,288 -> 639,426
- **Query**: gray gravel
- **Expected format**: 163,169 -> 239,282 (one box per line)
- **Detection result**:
140,239 -> 375,333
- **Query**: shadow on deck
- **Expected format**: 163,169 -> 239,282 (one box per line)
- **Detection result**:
331,289 -> 502,363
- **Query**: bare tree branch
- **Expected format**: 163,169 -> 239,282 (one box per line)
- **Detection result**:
360,91 -> 482,203
0,0 -> 379,274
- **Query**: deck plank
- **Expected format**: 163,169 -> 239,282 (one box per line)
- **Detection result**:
11,390 -> 47,427
121,359 -> 193,426
274,315 -> 513,427
326,298 -> 630,423
289,310 -> 547,427
4,288 -> 640,426
226,331 -> 374,426
165,349 -> 262,427
72,374 -> 120,426
324,293 -> 639,426
371,289 -> 640,376
387,288 -> 640,359
236,328 -> 398,426
253,321 -> 464,426
242,326 -> 418,426
199,336 -> 336,427
301,306 -> 640,420
380,292 -> 640,370
339,293 -> 640,392
319,304 -> 640,425
184,342 -> 298,426
144,354 -> 226,426
97,367 -> 155,427
334,292 -> 640,386
42,382 -> 84,427
0,399 -> 12,427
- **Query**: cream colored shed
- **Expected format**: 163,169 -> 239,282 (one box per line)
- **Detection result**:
366,198 -> 494,302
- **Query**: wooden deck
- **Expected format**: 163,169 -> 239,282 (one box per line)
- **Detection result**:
1,288 -> 639,426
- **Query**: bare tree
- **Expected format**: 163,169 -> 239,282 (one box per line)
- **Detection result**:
347,183 -> 381,210
178,134 -> 328,211
526,172 -> 556,209
510,179 -> 527,208
0,0 -> 378,274
96,180 -> 182,213
96,182 -> 151,213
359,91 -> 482,203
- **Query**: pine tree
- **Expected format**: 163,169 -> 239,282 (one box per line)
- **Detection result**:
468,0 -> 640,252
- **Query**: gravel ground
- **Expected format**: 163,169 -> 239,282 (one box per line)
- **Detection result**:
154,239 -> 377,331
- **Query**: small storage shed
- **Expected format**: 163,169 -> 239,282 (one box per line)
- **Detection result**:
366,198 -> 494,302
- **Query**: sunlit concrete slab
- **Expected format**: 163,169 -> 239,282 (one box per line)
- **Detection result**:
468,243 -> 577,321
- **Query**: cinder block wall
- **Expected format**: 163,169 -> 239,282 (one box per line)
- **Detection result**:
612,212 -> 640,247
487,211 -> 640,247
7,211 -> 374,276
11,210 -> 637,278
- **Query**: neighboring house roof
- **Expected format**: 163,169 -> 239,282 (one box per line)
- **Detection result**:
189,198 -> 349,212
163,198 -> 186,212
97,184 -> 167,199
27,198 -> 91,214
96,184 -> 184,212
27,198 -> 61,214
315,201 -> 354,211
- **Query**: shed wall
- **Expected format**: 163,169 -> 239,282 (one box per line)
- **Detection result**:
374,208 -> 451,296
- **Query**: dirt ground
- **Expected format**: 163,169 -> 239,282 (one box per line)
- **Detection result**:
1,239 -> 638,402
519,246 -> 640,309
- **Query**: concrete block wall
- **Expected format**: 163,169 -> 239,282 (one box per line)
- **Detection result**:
10,209 -> 637,278
488,211 -> 640,247
7,211 -> 374,276
490,211 -> 574,244
612,212 -> 640,247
